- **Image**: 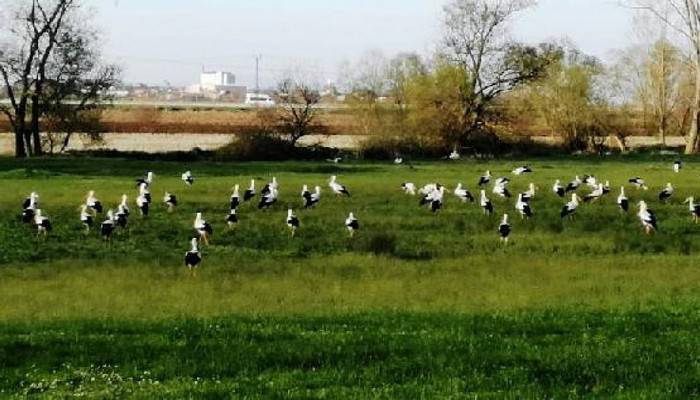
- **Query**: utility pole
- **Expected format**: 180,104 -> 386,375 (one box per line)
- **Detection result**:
255,54 -> 262,93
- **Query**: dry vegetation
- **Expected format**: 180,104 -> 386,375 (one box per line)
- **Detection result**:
98,107 -> 357,135
0,107 -> 358,135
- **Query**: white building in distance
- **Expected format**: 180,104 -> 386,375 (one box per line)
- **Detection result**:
186,70 -> 246,100
200,71 -> 236,91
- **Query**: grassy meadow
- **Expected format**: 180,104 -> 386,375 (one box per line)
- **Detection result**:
2,156 -> 700,397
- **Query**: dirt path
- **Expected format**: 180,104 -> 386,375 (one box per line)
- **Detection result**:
0,133 -> 687,155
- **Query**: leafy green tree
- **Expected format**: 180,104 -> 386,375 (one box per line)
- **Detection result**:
527,50 -> 605,151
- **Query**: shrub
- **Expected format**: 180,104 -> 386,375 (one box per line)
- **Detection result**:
216,132 -> 338,161
359,134 -> 445,160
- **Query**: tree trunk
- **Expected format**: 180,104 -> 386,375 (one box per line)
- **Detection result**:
23,128 -> 33,157
14,128 -> 27,158
659,114 -> 666,146
16,109 -> 30,158
685,62 -> 700,154
31,94 -> 43,156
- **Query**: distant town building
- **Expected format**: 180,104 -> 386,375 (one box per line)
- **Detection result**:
200,71 -> 236,91
186,70 -> 246,101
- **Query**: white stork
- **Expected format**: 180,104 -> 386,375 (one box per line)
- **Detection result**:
492,179 -> 511,199
163,192 -> 178,212
22,191 -> 39,211
561,193 -> 581,219
673,160 -> 682,173
182,171 -> 194,186
553,180 -> 565,198
565,176 -> 582,193
138,182 -> 151,204
286,209 -> 300,237
448,148 -> 460,160
419,183 -> 440,195
80,204 -> 94,232
329,176 -> 350,196
22,192 -> 39,223
637,201 -> 658,234
478,171 -> 491,187
194,212 -> 213,245
243,179 -> 256,201
136,191 -> 149,217
427,186 -> 445,213
522,183 -> 537,202
301,184 -> 310,202
480,190 -> 494,215
185,238 -> 202,270
115,203 -> 129,229
658,183 -> 673,203
136,171 -> 154,188
138,182 -> 152,204
617,187 -> 629,212
498,214 -> 511,243
258,187 -> 278,209
515,193 -> 532,219
583,184 -> 604,203
583,175 -> 597,188
401,182 -> 417,195
419,185 -> 438,207
684,197 -> 700,223
454,183 -> 474,202
262,177 -> 278,196
86,191 -> 103,213
629,177 -> 648,190
304,186 -> 321,208
101,210 -> 116,241
226,208 -> 238,229
512,166 -> 532,175
495,177 -> 510,186
345,212 -> 359,237
230,185 -> 240,209
118,194 -> 130,216
33,209 -> 52,237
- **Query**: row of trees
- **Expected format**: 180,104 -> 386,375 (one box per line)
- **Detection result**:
334,0 -> 700,155
4,0 -> 700,157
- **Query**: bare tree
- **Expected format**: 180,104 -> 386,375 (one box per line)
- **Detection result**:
629,0 -> 700,153
339,50 -> 390,97
441,0 -> 556,141
275,78 -> 321,146
40,22 -> 118,153
0,0 -> 116,157
646,40 -> 683,144
339,51 -> 390,137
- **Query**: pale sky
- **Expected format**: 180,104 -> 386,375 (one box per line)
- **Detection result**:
89,0 -> 636,87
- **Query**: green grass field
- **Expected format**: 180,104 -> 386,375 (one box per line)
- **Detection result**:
2,156 -> 700,398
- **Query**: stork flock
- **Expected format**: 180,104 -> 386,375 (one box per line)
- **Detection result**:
19,171 -> 359,272
402,160 -> 690,243
16,159 -> 693,270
